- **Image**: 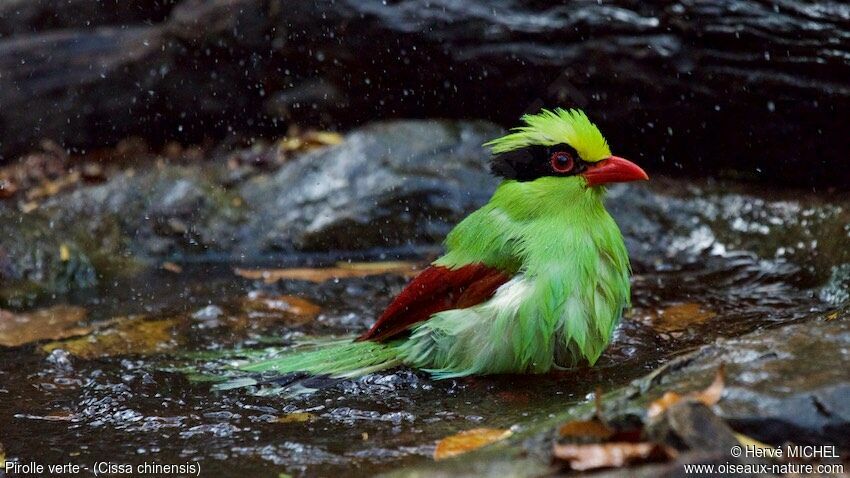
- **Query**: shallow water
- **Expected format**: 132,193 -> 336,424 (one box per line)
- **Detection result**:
0,182 -> 843,477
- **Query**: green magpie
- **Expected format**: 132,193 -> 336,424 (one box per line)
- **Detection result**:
214,108 -> 648,387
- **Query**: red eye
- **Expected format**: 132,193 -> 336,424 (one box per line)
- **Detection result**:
550,152 -> 574,173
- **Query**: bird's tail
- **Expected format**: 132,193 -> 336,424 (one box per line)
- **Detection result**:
206,337 -> 404,392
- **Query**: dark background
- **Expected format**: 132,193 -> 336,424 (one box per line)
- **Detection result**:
1,0 -> 848,186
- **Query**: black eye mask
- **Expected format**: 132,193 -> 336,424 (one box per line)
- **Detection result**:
490,143 -> 589,182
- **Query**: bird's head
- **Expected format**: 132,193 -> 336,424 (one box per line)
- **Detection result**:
485,108 -> 648,190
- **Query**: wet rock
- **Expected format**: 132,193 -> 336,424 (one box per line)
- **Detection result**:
0,207 -> 98,307
1,1 -> 848,186
33,120 -> 498,256
41,166 -> 246,257
0,0 -> 176,36
0,165 -> 247,305
608,180 -> 850,285
192,305 -> 224,320
389,309 -> 850,477
0,26 -> 167,158
645,402 -> 739,453
602,308 -> 850,450
691,311 -> 850,448
264,79 -> 348,124
0,120 -> 497,302
240,120 -> 502,252
820,264 -> 850,305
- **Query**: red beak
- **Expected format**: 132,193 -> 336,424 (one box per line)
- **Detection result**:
581,156 -> 649,187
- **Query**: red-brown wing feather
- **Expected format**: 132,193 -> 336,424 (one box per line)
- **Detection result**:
357,264 -> 511,342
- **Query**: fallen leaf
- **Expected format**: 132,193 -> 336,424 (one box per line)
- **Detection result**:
278,131 -> 343,154
0,178 -> 17,198
241,293 -> 321,323
302,131 -> 344,146
434,428 -> 512,460
26,171 -> 80,200
650,303 -> 717,332
0,305 -> 89,347
276,412 -> 316,423
42,317 -> 179,359
235,261 -> 419,284
161,262 -> 183,274
20,201 -> 39,213
647,364 -> 725,420
19,411 -> 79,422
559,419 -> 615,441
558,390 -> 617,441
734,433 -> 773,453
59,244 -> 71,262
80,162 -> 106,182
553,442 -> 673,471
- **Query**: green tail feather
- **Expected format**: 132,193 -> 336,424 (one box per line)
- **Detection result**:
197,337 -> 404,391
239,339 -> 402,377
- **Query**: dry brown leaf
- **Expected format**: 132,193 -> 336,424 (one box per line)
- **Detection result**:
434,428 -> 512,460
25,171 -> 80,201
59,244 -> 71,262
276,412 -> 316,424
20,201 -> 39,213
42,317 -> 178,359
0,178 -> 18,198
241,293 -> 321,323
277,131 -> 343,156
559,419 -> 615,441
302,131 -> 344,146
26,411 -> 78,422
161,262 -> 183,273
235,261 -> 419,284
647,364 -> 725,420
80,162 -> 106,182
553,442 -> 673,471
0,305 -> 89,347
650,303 -> 717,332
734,433 -> 772,453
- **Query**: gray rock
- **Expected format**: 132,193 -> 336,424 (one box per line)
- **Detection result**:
192,305 -> 224,322
0,0 -> 175,36
240,120 -> 502,252
42,166 -> 246,257
646,402 -> 740,453
1,1 -> 848,186
820,264 -> 850,305
0,206 -> 98,307
386,309 -> 850,477
0,120 -> 501,303
672,311 -> 850,448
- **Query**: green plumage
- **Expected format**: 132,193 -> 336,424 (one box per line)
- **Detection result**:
404,177 -> 629,377
205,109 -> 635,389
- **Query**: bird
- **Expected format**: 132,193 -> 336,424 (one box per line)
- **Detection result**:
212,108 -> 648,389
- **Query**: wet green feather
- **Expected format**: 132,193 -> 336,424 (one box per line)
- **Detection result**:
194,108 -> 632,387
484,108 -> 611,162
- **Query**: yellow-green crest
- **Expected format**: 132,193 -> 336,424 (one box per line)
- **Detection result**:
485,108 -> 611,162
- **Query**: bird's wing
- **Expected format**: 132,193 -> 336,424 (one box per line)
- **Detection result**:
357,264 -> 511,342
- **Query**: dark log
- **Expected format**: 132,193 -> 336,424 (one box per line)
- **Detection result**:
0,0 -> 178,36
0,0 -> 848,185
